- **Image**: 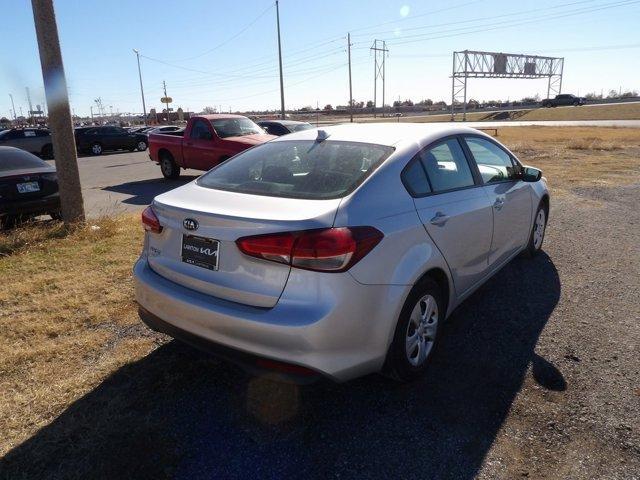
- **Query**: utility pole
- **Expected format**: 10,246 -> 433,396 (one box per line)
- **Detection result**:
133,49 -> 147,124
26,87 -> 34,124
347,33 -> 353,123
370,40 -> 388,118
31,0 -> 85,224
163,80 -> 170,123
275,0 -> 285,119
9,94 -> 16,120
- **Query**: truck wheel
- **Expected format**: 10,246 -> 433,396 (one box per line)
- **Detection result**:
160,153 -> 180,179
90,142 -> 103,155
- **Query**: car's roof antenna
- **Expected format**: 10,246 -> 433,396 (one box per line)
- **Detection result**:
316,130 -> 330,142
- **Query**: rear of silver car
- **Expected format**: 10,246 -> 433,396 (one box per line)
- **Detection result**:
134,139 -> 401,381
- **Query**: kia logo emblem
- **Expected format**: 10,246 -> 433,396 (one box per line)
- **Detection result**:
183,218 -> 198,231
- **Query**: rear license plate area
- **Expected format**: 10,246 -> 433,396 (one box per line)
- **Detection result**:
17,181 -> 40,193
182,234 -> 219,270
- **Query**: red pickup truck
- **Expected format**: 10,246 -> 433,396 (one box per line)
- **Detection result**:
148,114 -> 275,179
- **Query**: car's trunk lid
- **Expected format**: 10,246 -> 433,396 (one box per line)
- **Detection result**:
147,182 -> 341,308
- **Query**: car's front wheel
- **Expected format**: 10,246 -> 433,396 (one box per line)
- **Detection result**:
136,140 -> 148,151
524,203 -> 548,256
384,278 -> 443,382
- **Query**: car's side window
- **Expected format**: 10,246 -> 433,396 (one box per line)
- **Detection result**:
190,120 -> 211,140
418,138 -> 475,193
401,158 -> 432,196
463,136 -> 518,184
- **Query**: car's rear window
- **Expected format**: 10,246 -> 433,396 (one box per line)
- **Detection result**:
0,148 -> 48,172
196,140 -> 394,199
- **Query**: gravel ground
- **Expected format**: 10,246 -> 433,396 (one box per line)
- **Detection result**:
1,183 -> 638,479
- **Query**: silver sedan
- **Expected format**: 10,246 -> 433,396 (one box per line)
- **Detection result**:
134,123 -> 549,382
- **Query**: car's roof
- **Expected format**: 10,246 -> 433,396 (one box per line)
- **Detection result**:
199,114 -> 249,120
270,122 -> 485,147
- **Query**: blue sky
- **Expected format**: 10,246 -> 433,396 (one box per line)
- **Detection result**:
1,0 -> 639,117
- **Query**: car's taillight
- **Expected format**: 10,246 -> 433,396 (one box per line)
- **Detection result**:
236,227 -> 383,272
141,206 -> 162,233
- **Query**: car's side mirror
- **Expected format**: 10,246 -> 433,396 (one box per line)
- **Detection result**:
521,166 -> 542,182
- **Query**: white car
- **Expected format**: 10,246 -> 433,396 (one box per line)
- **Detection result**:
134,123 -> 549,382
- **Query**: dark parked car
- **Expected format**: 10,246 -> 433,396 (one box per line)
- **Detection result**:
0,146 -> 60,227
256,120 -> 313,136
0,128 -> 54,158
74,126 -> 148,155
541,94 -> 586,108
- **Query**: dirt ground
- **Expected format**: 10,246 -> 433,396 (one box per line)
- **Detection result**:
0,127 -> 639,479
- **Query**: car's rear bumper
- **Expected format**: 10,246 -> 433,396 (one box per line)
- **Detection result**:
0,193 -> 60,216
134,256 -> 407,382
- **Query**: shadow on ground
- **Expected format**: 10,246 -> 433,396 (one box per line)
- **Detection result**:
0,253 -> 561,480
102,176 -> 198,206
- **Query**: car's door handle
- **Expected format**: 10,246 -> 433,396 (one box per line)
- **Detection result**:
429,212 -> 450,226
493,198 -> 505,210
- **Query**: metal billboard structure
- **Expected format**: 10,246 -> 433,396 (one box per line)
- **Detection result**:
451,50 -> 564,120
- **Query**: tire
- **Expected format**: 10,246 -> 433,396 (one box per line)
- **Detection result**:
90,142 -> 103,155
41,144 -> 53,159
136,140 -> 148,151
573,101 -> 579,106
160,153 -> 180,179
524,202 -> 548,257
384,278 -> 443,382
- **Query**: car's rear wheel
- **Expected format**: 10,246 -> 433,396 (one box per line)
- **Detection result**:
524,203 -> 547,257
384,278 -> 442,382
136,140 -> 148,151
90,142 -> 103,155
160,153 -> 180,179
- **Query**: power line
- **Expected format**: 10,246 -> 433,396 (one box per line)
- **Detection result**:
351,0 -> 603,38
387,0 -> 640,46
167,3 -> 275,63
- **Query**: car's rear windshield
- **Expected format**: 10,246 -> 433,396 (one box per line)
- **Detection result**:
0,149 -> 48,172
196,140 -> 394,199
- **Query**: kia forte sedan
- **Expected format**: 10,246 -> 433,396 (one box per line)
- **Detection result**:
134,123 -> 549,382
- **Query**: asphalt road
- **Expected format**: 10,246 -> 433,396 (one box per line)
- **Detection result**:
48,150 -> 201,217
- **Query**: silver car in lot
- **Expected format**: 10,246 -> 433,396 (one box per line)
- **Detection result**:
134,123 -> 549,382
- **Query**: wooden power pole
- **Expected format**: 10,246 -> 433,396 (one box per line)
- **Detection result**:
31,0 -> 84,224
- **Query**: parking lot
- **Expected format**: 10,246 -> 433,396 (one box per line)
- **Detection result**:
48,151 -> 200,216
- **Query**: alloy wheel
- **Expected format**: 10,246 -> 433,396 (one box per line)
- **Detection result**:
405,294 -> 438,367
533,209 -> 546,249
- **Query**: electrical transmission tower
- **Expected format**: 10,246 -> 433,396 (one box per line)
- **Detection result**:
370,40 -> 388,118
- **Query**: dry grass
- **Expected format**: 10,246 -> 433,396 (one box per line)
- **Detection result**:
498,127 -> 640,193
521,102 -> 640,121
0,215 -> 160,459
